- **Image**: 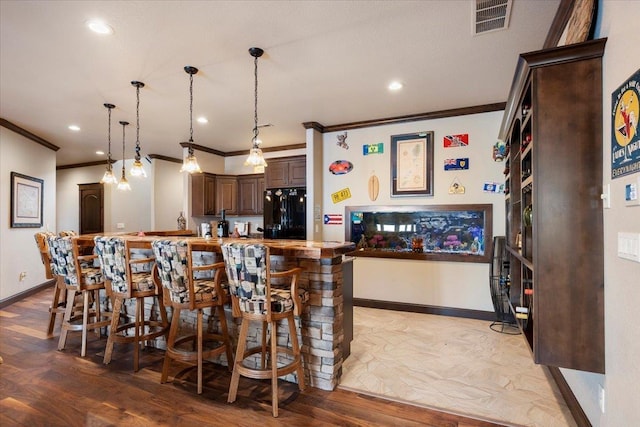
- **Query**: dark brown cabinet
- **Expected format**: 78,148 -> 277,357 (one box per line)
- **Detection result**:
237,174 -> 265,215
500,39 -> 606,373
191,173 -> 217,216
215,175 -> 238,215
265,156 -> 306,188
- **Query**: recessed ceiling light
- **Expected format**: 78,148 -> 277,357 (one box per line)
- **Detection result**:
96,150 -> 105,155
68,125 -> 81,131
87,20 -> 114,35
388,81 -> 403,91
197,117 -> 208,124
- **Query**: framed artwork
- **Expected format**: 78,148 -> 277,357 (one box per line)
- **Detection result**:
10,172 -> 43,228
390,131 -> 434,197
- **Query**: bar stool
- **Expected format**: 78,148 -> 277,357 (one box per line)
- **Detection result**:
221,242 -> 308,417
47,235 -> 111,356
152,239 -> 234,394
94,236 -> 169,371
34,231 -> 66,336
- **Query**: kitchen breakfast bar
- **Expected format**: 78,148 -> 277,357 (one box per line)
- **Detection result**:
79,234 -> 356,392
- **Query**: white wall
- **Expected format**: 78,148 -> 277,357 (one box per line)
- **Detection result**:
57,164 -> 109,232
0,127 -> 56,300
152,158 -> 184,230
317,111 -> 505,311
562,2 -> 640,425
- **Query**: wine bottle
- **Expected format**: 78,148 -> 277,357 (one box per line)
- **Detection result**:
217,209 -> 229,238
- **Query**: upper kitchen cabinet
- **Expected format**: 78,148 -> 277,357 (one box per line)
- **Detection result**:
191,173 -> 217,216
237,174 -> 265,216
215,175 -> 238,215
265,155 -> 306,188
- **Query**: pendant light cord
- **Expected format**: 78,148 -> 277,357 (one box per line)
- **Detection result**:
189,71 -> 194,155
121,122 -> 126,174
135,85 -> 141,161
253,54 -> 259,145
107,107 -> 112,168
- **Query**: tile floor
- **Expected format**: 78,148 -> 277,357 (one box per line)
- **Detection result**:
339,307 -> 576,427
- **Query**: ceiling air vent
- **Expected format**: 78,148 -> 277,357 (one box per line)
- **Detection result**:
474,0 -> 512,35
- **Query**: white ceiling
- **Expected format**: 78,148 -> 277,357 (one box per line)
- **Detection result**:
0,0 -> 559,166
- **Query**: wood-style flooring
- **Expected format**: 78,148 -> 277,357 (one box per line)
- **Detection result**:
0,287 -> 507,426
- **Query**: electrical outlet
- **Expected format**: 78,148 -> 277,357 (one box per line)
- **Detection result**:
116,223 -> 125,229
598,384 -> 605,413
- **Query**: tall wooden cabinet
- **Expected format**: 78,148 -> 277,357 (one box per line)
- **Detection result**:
500,39 -> 606,373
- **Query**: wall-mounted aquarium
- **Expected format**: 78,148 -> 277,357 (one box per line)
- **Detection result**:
345,204 -> 493,263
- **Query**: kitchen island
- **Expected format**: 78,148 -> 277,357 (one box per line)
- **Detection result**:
90,234 -> 355,391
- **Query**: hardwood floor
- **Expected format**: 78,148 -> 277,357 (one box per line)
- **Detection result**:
0,288 -> 507,426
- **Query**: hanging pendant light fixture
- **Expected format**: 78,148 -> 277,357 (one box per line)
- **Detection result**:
100,103 -> 118,184
129,80 -> 147,178
179,66 -> 202,174
117,121 -> 132,191
244,47 -> 268,169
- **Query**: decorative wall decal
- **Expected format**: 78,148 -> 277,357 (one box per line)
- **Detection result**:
444,158 -> 469,171
329,160 -> 353,175
448,177 -> 465,194
331,187 -> 352,204
363,142 -> 384,155
483,182 -> 504,193
323,214 -> 343,225
336,132 -> 349,149
368,172 -> 380,201
444,133 -> 469,147
492,140 -> 509,161
611,68 -> 640,179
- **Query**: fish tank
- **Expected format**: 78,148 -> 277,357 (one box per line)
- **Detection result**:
345,204 -> 493,263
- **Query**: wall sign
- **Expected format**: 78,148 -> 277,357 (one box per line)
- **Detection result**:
611,68 -> 640,179
444,158 -> 469,171
444,134 -> 468,147
331,187 -> 352,203
363,143 -> 384,155
324,214 -> 343,225
329,160 -> 353,175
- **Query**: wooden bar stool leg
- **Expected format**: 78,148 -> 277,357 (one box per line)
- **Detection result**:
228,319 -> 250,404
58,289 -> 76,351
161,307 -> 181,384
81,290 -> 90,357
270,320 -> 279,417
288,315 -> 305,391
47,280 -> 63,336
104,296 -> 124,365
217,305 -> 234,371
134,297 -> 141,372
261,320 -> 268,369
197,309 -> 204,394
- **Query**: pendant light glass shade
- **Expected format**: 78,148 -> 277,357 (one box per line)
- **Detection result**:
180,66 -> 202,174
129,81 -> 147,178
100,103 -> 118,184
244,47 -> 268,169
117,121 -> 132,191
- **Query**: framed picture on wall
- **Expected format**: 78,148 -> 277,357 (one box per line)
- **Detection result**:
390,131 -> 434,197
10,172 -> 43,228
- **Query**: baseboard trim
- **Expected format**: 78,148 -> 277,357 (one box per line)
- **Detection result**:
353,298 -> 495,321
0,279 -> 55,309
548,366 -> 591,427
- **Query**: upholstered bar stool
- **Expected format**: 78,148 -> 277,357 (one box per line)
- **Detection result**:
35,231 -> 67,336
94,236 -> 169,371
47,235 -> 111,356
152,239 -> 234,394
221,242 -> 307,417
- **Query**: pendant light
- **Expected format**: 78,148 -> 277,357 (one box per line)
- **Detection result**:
117,121 -> 132,191
129,80 -> 147,177
179,66 -> 202,173
244,47 -> 268,168
100,103 -> 118,184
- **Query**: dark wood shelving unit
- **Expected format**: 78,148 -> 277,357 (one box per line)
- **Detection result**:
500,38 -> 606,374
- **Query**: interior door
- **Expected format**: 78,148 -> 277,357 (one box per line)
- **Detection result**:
79,183 -> 104,234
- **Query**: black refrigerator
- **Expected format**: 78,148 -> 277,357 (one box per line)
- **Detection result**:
263,188 -> 306,240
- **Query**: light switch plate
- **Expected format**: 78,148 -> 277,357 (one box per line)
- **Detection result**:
624,177 -> 640,207
618,232 -> 640,262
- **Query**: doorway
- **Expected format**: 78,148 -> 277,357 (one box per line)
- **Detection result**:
79,183 -> 104,234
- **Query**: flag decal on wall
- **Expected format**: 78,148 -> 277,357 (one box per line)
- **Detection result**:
324,214 -> 343,225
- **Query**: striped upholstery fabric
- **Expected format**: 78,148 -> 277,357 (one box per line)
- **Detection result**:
94,236 -> 155,295
152,239 -> 220,306
47,235 -> 102,287
221,242 -> 308,314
